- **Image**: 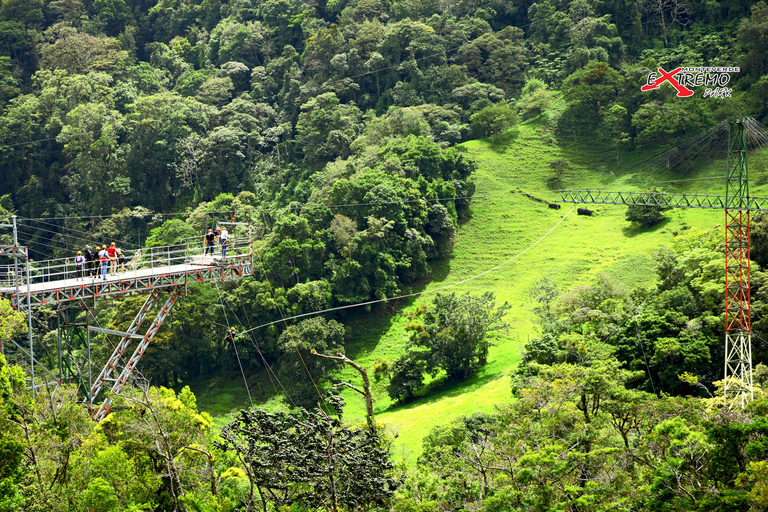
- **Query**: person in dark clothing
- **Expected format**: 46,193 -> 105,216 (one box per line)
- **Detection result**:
84,245 -> 95,277
116,247 -> 126,271
204,229 -> 216,256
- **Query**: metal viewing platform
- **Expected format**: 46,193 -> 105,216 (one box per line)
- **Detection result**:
0,248 -> 253,308
0,218 -> 254,421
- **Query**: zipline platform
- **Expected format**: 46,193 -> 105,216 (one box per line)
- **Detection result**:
0,254 -> 253,308
0,227 -> 256,420
0,233 -> 254,309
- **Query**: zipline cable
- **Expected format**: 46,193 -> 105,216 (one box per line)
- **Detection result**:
212,279 -> 255,410
17,193 -> 502,222
233,288 -> 295,405
252,245 -> 331,414
20,217 -> 140,249
634,317 -> 656,395
220,285 -> 297,407
239,206 -> 575,337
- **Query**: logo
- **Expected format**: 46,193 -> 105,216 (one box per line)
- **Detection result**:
642,66 -> 739,99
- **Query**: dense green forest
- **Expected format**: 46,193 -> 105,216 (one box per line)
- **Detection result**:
3,0 -> 768,510
1,0 -> 766,389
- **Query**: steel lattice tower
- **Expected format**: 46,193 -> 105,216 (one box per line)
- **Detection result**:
723,117 -> 753,408
558,116 -> 765,409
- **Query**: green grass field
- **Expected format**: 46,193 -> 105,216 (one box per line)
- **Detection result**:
194,119 -> 741,464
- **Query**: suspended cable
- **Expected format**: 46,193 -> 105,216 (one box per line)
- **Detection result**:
233,288 -> 292,404
14,227 -> 132,257
0,137 -> 59,149
20,217 -> 140,249
211,279 -> 255,410
618,120 -> 729,186
634,318 -> 656,395
599,228 -> 719,346
240,207 -> 575,337
252,246 -> 331,414
17,193 -> 510,223
221,285 -> 297,407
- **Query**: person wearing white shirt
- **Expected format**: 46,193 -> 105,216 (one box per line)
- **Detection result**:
219,227 -> 229,257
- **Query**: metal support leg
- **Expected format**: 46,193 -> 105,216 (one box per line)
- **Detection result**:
92,289 -> 180,421
87,291 -> 161,414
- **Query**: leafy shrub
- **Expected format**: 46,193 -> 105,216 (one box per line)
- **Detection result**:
469,103 -> 518,141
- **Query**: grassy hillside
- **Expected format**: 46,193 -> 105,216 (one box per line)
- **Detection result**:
195,120 -> 737,463
335,121 -> 727,464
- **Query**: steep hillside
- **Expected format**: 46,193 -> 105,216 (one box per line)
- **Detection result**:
353,124 -> 726,462
196,120 -> 731,463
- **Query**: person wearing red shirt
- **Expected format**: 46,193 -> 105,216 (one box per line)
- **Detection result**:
107,242 -> 118,276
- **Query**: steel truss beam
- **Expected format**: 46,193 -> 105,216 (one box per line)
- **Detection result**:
89,289 -> 181,421
89,326 -> 144,339
0,257 -> 253,309
87,291 -> 161,414
0,245 -> 27,258
557,189 -> 768,211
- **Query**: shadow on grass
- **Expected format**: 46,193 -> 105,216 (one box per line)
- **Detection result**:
342,309 -> 400,362
520,113 -> 552,127
458,206 -> 474,226
342,256 -> 454,362
186,363 -> 289,417
621,217 -> 672,238
426,258 -> 451,285
486,128 -> 520,154
381,362 -> 511,415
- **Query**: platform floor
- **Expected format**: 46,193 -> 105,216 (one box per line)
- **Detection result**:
0,255 -> 230,296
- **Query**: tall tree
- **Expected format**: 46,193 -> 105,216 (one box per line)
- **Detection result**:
217,397 -> 398,512
277,317 -> 346,409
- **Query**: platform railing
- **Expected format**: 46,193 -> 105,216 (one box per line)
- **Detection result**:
179,233 -> 250,260
0,235 -> 251,290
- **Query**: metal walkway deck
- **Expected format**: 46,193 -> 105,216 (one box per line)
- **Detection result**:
0,255 -> 252,308
0,221 -> 255,420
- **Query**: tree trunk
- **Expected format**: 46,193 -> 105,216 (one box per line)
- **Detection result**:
312,352 -> 376,432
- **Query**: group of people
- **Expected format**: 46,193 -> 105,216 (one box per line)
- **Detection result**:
74,243 -> 125,281
71,226 -> 229,282
204,227 -> 229,257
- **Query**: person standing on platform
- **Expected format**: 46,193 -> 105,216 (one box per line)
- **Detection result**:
131,248 -> 142,271
75,251 -> 86,281
117,246 -> 126,271
99,246 -> 109,279
219,227 -> 229,258
107,242 -> 118,276
204,228 -> 216,257
84,245 -> 95,277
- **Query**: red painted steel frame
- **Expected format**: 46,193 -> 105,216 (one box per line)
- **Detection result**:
724,209 -> 751,334
91,290 -> 181,421
724,208 -> 754,407
0,257 -> 253,309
